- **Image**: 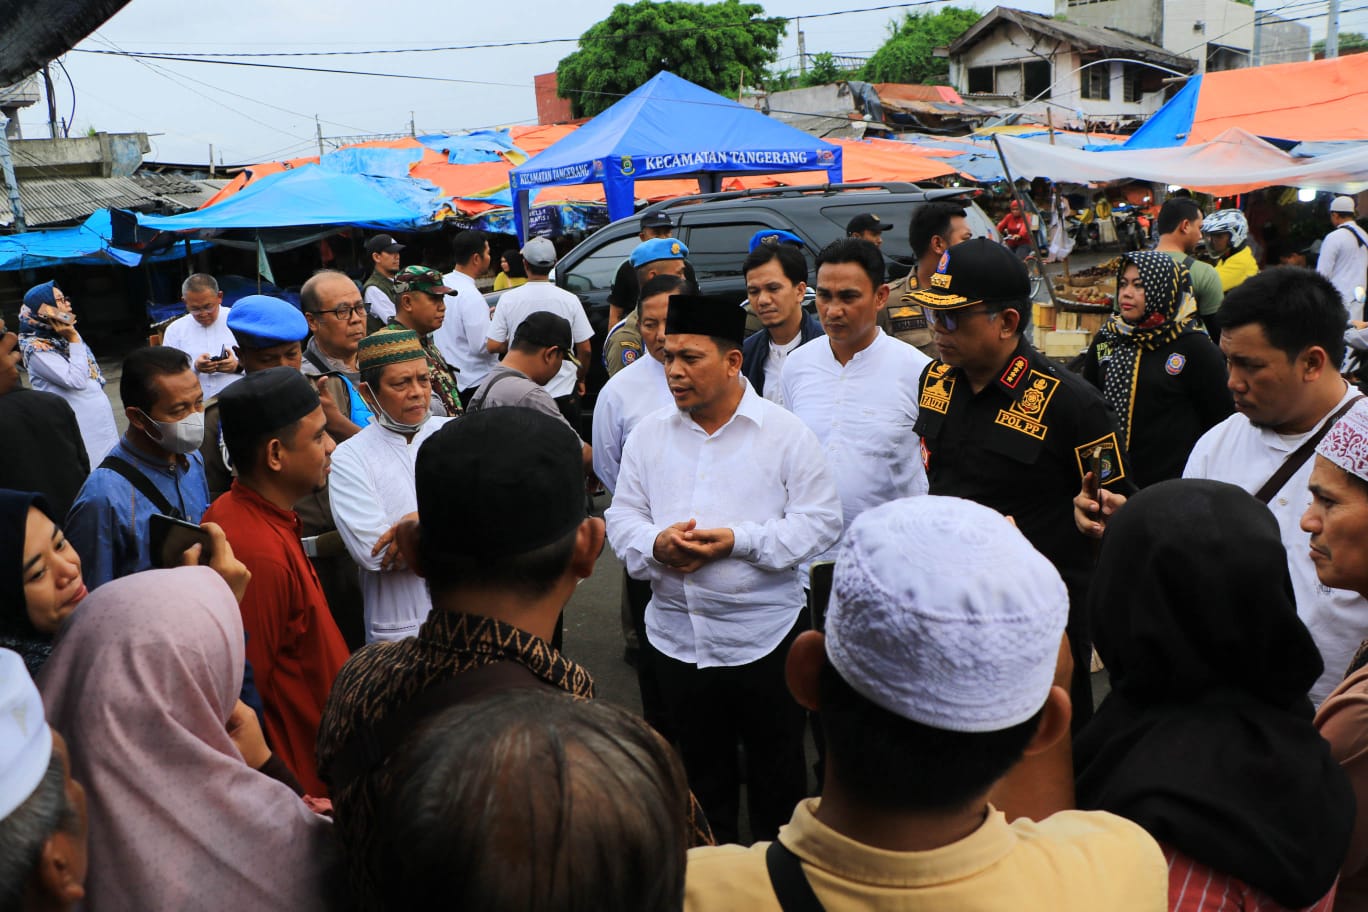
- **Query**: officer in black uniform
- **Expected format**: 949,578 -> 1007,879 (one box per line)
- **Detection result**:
910,237 -> 1134,727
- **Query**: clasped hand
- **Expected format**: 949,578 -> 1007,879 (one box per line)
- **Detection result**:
653,519 -> 734,573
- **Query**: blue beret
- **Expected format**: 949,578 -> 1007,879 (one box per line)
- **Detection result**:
630,237 -> 689,268
226,295 -> 308,346
748,229 -> 804,252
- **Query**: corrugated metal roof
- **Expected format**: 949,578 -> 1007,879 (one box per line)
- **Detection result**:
0,174 -> 207,227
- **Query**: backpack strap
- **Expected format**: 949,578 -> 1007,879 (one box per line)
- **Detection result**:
467,370 -> 519,413
1253,394 -> 1365,504
1338,224 -> 1368,249
765,841 -> 825,912
96,455 -> 180,519
322,660 -> 545,792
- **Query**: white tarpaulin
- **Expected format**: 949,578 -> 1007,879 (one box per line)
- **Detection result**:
997,128 -> 1368,195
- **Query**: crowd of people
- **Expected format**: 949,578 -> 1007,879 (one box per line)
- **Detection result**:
3,190 -> 1368,912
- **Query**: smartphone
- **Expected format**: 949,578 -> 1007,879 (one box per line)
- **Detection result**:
210,345 -> 230,362
149,513 -> 213,569
1086,446 -> 1103,513
37,305 -> 75,325
808,561 -> 836,633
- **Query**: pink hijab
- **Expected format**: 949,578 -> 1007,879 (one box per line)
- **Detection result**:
38,567 -> 333,912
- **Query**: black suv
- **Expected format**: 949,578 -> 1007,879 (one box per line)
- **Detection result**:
490,182 -> 1001,399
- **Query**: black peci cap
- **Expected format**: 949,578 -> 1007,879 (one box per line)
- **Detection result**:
415,408 -> 586,558
846,213 -> 893,235
665,294 -> 746,345
217,366 -> 321,466
909,237 -> 1031,310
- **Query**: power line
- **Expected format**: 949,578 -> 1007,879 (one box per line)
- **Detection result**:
73,1 -> 952,59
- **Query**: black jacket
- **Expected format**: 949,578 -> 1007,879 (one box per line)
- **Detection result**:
741,312 -> 825,395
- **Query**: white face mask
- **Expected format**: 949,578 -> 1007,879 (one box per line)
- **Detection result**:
363,385 -> 430,436
139,409 -> 205,454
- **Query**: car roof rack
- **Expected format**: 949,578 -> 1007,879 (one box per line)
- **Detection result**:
634,182 -> 981,215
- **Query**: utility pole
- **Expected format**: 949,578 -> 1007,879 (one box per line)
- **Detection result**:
409,111 -> 416,136
1328,0 -> 1341,57
797,18 -> 807,76
0,120 -> 27,233
315,115 -> 324,155
209,144 -> 215,178
40,65 -> 58,139
1251,8 -> 1262,67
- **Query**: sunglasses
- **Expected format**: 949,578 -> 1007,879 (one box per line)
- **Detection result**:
925,307 -> 994,333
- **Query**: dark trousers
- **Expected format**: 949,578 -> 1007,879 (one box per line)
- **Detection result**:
653,612 -> 808,845
554,392 -> 583,438
1064,575 -> 1094,731
626,572 -> 673,742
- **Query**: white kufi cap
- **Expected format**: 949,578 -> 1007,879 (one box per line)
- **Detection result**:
825,496 -> 1069,733
0,648 -> 53,820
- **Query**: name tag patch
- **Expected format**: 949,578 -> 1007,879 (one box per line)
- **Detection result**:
920,363 -> 955,414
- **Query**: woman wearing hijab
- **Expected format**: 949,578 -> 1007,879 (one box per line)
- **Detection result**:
1075,479 -> 1354,911
18,281 -> 119,464
1081,252 -> 1232,488
39,565 -> 336,911
0,489 -> 85,675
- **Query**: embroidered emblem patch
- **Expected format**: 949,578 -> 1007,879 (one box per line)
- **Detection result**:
921,438 -> 931,471
995,409 -> 1048,440
919,362 -> 955,414
936,251 -> 951,274
1000,356 -> 1029,389
993,371 -> 1059,441
1074,432 -> 1127,485
1165,353 -> 1186,376
670,242 -> 681,256
622,348 -> 638,366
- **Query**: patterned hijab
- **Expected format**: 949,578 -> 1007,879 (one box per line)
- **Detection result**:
17,281 -> 105,387
1094,251 -> 1202,448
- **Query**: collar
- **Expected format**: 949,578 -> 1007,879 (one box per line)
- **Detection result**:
780,799 -> 1016,888
679,378 -> 765,435
417,609 -> 595,698
116,435 -> 189,474
226,479 -> 301,531
305,338 -> 356,374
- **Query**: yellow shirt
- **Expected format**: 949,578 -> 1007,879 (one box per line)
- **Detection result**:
685,799 -> 1167,912
493,273 -> 526,291
1215,246 -> 1259,293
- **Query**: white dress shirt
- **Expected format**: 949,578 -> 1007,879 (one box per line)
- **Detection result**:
1184,382 -> 1368,704
763,335 -> 802,406
329,417 -> 452,642
1318,222 -> 1368,320
485,281 -> 593,398
591,354 -> 672,493
363,285 -> 396,325
605,380 -> 842,668
781,330 -> 931,583
434,269 -> 500,390
161,308 -> 242,400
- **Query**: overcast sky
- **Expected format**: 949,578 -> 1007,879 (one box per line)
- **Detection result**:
14,0 -> 1352,165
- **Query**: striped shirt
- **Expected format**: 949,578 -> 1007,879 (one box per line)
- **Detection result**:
1165,845 -> 1336,912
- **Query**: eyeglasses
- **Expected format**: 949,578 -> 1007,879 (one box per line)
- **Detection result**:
310,304 -> 366,321
925,307 -> 994,333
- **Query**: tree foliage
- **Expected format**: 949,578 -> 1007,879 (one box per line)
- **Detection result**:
1313,31 -> 1368,55
556,0 -> 786,117
861,6 -> 982,84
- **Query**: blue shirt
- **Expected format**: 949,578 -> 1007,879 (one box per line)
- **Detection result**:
64,437 -> 212,590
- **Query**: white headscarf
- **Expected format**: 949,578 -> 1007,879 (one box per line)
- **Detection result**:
38,567 -> 333,912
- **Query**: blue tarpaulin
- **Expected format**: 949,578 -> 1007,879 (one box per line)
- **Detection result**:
508,71 -> 843,240
0,209 -> 206,272
319,146 -> 425,179
418,130 -> 521,165
134,164 -> 437,236
1117,76 -> 1203,150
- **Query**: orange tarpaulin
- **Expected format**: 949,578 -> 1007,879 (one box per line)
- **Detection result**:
729,137 -> 958,189
1187,54 -> 1368,144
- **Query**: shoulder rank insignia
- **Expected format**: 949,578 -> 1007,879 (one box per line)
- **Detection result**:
1000,356 -> 1029,389
994,370 -> 1059,441
919,362 -> 955,414
1074,432 -> 1127,485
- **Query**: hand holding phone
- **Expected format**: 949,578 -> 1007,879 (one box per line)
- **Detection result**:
150,513 -> 214,569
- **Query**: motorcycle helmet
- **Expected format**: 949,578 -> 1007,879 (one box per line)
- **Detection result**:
1202,208 -> 1248,248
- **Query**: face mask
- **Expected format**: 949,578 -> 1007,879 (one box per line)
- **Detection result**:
139,409 -> 205,454
363,385 -> 430,436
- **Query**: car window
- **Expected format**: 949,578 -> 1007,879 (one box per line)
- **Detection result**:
561,234 -> 639,293
681,222 -> 775,281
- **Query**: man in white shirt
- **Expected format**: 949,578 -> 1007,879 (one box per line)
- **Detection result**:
160,273 -> 241,400
434,229 -> 499,406
782,238 -> 930,581
593,272 -> 688,738
739,241 -> 823,406
1077,267 -> 1368,704
606,294 -> 841,845
1318,196 -> 1368,321
330,326 -> 453,642
486,237 -> 593,428
361,234 -> 405,329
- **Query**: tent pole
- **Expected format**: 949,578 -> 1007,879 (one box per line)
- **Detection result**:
991,135 -> 1060,309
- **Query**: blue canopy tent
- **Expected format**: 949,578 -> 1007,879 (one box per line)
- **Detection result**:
0,209 -> 206,271
130,164 -> 438,250
508,72 -> 843,240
